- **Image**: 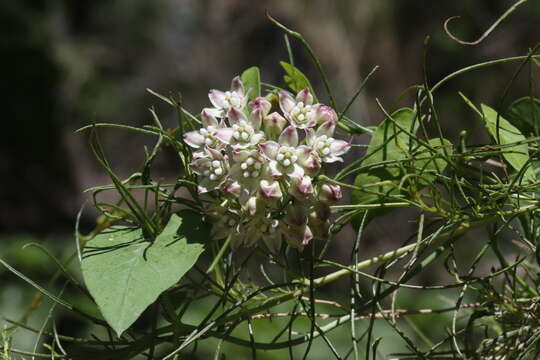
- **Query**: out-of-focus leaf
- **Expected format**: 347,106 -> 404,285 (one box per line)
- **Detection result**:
481,104 -> 535,182
279,61 -> 317,101
81,211 -> 205,336
506,96 -> 540,136
241,66 -> 261,101
413,138 -> 453,186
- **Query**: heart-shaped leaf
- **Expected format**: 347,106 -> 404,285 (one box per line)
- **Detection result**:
81,211 -> 206,336
241,66 -> 261,101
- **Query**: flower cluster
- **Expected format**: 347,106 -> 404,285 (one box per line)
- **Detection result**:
184,76 -> 350,252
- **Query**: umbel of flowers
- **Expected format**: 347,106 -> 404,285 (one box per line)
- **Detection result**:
184,76 -> 350,253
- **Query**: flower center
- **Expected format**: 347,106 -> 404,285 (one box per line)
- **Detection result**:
239,156 -> 263,178
203,159 -> 226,181
290,102 -> 314,125
276,147 -> 298,168
315,135 -> 334,158
199,128 -> 221,148
232,121 -> 254,144
224,91 -> 243,109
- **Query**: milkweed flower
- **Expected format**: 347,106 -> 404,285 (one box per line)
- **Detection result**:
188,76 -> 352,252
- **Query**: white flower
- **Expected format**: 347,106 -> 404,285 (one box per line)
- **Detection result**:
259,126 -> 311,178
306,120 -> 351,163
208,76 -> 248,114
279,88 -> 318,129
226,108 -> 266,149
188,146 -> 230,193
289,175 -> 314,201
240,215 -> 283,253
184,108 -> 232,151
229,148 -> 268,195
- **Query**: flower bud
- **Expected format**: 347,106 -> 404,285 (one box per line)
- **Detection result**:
249,97 -> 272,117
263,112 -> 287,139
295,88 -> 314,105
284,224 -> 313,251
289,176 -> 314,201
314,105 -> 337,125
259,179 -> 283,200
221,181 -> 242,198
318,184 -> 342,204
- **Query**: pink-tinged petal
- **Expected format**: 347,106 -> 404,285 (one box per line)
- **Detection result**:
214,128 -> 234,144
305,128 -> 315,146
184,131 -> 205,148
245,196 -> 258,216
289,163 -> 305,178
268,161 -> 283,177
296,145 -> 312,162
301,225 -> 314,246
279,90 -> 295,113
204,107 -> 222,118
278,126 -> 298,147
221,181 -> 242,198
314,105 -> 337,124
329,140 -> 351,156
201,108 -> 219,128
249,109 -> 263,131
232,149 -> 249,163
259,179 -> 282,200
249,97 -> 271,116
206,146 -> 225,160
250,132 -> 266,145
316,120 -> 336,138
297,148 -> 321,177
231,76 -> 244,94
295,88 -> 313,105
289,176 -> 314,200
324,155 -> 344,163
259,141 -> 279,159
227,107 -> 247,125
209,90 -> 227,109
318,184 -> 342,204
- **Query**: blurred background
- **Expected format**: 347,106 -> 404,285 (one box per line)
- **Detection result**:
1,0 -> 540,358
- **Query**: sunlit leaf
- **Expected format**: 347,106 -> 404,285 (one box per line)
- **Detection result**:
241,66 -> 261,101
81,211 -> 206,336
280,61 -> 318,101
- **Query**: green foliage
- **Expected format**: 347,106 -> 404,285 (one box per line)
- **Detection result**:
241,66 -> 261,101
81,211 -> 205,336
506,96 -> 540,136
280,61 -> 318,101
481,104 -> 535,182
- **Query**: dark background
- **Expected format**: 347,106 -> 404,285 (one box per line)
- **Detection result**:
1,0 -> 539,357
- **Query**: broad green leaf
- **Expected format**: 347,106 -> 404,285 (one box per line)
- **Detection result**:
351,108 -> 417,227
81,211 -> 206,336
506,96 -> 540,136
363,108 -> 417,176
241,66 -> 261,101
279,61 -> 318,102
481,104 -> 535,182
413,138 -> 453,186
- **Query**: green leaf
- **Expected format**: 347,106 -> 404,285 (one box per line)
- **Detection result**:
413,138 -> 453,186
363,108 -> 417,176
241,66 -> 261,101
506,96 -> 540,136
279,61 -> 318,102
81,210 -> 206,336
351,108 -> 417,227
481,104 -> 535,182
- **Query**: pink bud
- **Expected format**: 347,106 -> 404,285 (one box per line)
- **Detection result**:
315,105 -> 337,125
295,88 -> 314,105
263,112 -> 287,139
318,184 -> 342,204
221,181 -> 242,198
289,176 -> 314,201
259,179 -> 283,200
249,97 -> 271,116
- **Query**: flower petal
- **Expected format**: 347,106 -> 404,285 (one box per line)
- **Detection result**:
279,90 -> 295,114
329,140 -> 351,156
184,131 -> 205,148
259,141 -> 279,159
201,108 -> 219,128
316,120 -> 336,138
231,76 -> 244,95
314,105 -> 337,124
214,127 -> 234,144
209,90 -> 227,109
295,88 -> 313,105
227,107 -> 247,125
278,125 -> 298,147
